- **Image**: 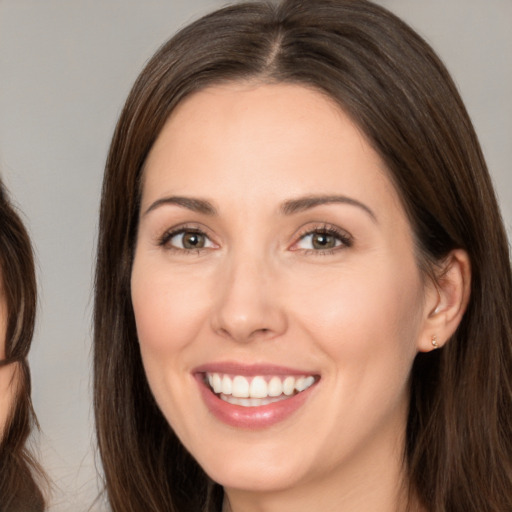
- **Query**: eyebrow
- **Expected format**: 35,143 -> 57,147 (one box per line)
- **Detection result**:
280,195 -> 377,222
144,196 -> 217,216
143,193 -> 376,222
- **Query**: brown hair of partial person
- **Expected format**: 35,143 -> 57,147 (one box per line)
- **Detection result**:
94,1 -> 512,510
0,182 -> 45,511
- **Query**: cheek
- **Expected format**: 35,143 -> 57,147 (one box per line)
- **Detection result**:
131,261 -> 211,356
282,260 -> 424,458
130,259 -> 210,427
286,256 -> 424,375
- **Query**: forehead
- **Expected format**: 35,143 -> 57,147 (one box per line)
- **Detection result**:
141,82 -> 403,218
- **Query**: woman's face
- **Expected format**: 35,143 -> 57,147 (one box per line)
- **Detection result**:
131,83 -> 436,495
0,284 -> 15,438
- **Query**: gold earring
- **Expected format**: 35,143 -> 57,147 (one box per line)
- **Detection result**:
431,335 -> 439,349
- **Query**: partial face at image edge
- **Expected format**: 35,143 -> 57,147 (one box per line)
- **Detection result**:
0,278 -> 18,439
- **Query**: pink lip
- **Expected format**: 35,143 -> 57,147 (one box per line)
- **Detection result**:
193,361 -> 315,376
193,362 -> 319,429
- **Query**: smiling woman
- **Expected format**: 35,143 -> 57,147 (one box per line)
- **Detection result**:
94,1 -> 512,511
132,83 -> 448,497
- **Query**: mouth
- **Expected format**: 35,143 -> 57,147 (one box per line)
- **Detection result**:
203,372 -> 317,407
193,363 -> 320,428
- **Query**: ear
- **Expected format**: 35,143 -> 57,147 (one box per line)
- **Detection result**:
417,249 -> 471,352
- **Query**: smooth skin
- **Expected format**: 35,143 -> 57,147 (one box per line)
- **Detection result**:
131,83 -> 470,512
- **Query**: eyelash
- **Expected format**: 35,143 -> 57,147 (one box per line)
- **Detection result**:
292,224 -> 353,255
157,223 -> 353,255
158,225 -> 214,254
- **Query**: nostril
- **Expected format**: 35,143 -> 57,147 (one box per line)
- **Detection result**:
210,296 -> 288,343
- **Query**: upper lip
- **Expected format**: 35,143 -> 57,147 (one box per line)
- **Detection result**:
192,361 -> 318,377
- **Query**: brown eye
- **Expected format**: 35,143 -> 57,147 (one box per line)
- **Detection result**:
182,231 -> 206,249
294,227 -> 352,252
311,232 -> 337,249
165,229 -> 214,250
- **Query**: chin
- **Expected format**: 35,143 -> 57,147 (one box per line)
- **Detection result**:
207,460 -> 305,493
189,434 -> 315,493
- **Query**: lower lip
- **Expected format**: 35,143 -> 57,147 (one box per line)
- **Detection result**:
196,375 -> 317,429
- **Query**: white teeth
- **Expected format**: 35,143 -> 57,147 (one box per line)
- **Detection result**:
232,376 -> 250,398
282,376 -> 295,396
221,374 -> 232,395
220,394 -> 289,407
268,376 -> 282,397
295,376 -> 307,392
304,375 -> 315,389
206,372 -> 316,400
249,376 -> 268,398
212,373 -> 222,394
296,376 -> 315,391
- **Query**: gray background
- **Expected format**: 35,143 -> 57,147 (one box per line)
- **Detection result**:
0,1 -> 510,510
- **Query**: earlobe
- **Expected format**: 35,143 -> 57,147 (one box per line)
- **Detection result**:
418,249 -> 471,352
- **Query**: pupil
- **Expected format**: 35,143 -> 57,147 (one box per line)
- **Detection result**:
183,232 -> 205,249
313,233 -> 334,249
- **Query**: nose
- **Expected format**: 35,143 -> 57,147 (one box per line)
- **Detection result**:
210,253 -> 287,343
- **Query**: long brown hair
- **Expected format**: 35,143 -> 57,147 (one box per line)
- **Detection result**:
0,181 -> 45,511
94,1 -> 512,510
